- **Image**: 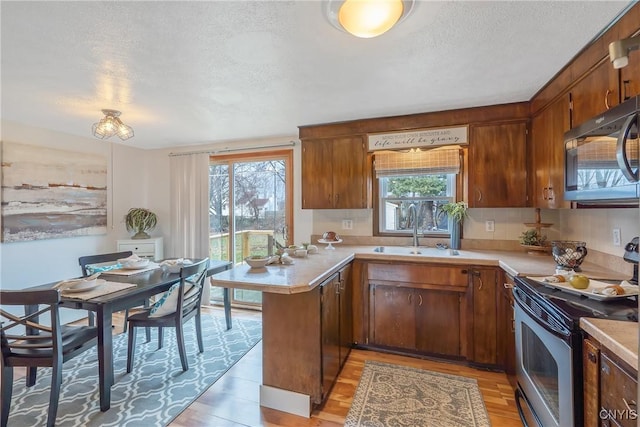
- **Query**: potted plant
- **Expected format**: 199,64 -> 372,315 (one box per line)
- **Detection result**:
439,201 -> 468,250
519,228 -> 550,255
125,208 -> 157,239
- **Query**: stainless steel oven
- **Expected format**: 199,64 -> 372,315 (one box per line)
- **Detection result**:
513,276 -> 638,427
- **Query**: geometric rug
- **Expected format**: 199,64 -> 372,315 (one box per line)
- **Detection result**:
6,315 -> 262,427
344,361 -> 491,427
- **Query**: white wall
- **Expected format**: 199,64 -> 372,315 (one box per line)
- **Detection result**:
0,122 -> 149,321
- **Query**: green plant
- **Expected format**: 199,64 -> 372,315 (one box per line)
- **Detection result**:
439,201 -> 468,224
125,208 -> 157,239
519,229 -> 546,246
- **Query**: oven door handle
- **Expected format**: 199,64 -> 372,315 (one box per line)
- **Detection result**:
513,287 -> 572,340
515,387 -> 544,427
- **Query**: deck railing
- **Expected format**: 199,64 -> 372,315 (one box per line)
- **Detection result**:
209,229 -> 275,264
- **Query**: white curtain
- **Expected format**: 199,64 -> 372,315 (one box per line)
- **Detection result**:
169,152 -> 211,287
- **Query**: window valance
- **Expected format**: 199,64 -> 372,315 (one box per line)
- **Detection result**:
374,146 -> 461,177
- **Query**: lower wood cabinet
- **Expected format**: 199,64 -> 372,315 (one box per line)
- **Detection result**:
359,261 -> 500,367
497,272 -> 516,388
583,336 -> 638,427
262,264 -> 353,406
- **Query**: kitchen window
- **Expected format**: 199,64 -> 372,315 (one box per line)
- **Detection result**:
208,150 -> 293,307
374,147 -> 460,237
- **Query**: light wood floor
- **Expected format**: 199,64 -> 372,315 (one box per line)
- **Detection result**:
15,305 -> 523,426
168,306 -> 523,427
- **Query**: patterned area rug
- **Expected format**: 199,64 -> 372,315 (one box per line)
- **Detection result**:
7,315 -> 262,427
345,361 -> 491,427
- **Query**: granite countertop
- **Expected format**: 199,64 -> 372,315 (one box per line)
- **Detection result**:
580,318 -> 638,371
209,245 -> 626,293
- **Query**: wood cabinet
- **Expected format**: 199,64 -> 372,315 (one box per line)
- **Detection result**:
262,264 -> 353,406
468,122 -> 528,207
583,336 -> 638,427
361,262 -> 500,366
367,263 -> 467,358
530,95 -> 571,208
467,267 -> 499,365
301,136 -> 369,209
497,272 -> 516,388
620,58 -> 640,101
570,60 -> 620,128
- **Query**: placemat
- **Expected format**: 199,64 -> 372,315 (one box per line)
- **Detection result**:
61,281 -> 137,300
98,263 -> 160,276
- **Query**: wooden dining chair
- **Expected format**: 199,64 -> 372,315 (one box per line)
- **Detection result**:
0,289 -> 98,427
126,259 -> 209,373
78,251 -> 134,330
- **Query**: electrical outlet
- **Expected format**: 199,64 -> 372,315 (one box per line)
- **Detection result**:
613,228 -> 621,246
485,220 -> 495,232
342,219 -> 353,230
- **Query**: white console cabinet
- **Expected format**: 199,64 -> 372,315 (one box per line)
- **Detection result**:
117,237 -> 164,260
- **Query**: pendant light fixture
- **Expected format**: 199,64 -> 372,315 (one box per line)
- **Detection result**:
325,0 -> 414,39
92,109 -> 134,141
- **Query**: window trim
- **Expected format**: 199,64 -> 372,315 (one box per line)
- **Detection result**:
209,149 -> 294,258
372,153 -> 465,237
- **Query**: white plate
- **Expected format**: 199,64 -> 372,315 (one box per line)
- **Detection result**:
528,276 -> 639,301
62,279 -> 106,293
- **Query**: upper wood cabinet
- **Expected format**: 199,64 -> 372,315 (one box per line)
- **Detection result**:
570,60 -> 620,128
530,96 -> 571,209
468,122 -> 528,207
620,57 -> 640,101
301,136 -> 369,209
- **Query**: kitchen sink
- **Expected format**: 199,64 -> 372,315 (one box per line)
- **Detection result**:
372,246 -> 459,256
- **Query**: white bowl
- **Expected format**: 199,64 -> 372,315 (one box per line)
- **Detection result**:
245,256 -> 270,268
118,258 -> 150,269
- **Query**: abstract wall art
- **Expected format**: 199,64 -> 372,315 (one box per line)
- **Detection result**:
1,141 -> 107,242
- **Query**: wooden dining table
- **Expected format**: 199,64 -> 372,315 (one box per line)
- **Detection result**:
27,259 -> 232,412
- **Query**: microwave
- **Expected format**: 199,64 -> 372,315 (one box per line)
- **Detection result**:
564,95 -> 639,204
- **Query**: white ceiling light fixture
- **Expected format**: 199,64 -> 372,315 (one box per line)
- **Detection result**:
325,0 -> 415,39
609,34 -> 640,69
92,109 -> 134,141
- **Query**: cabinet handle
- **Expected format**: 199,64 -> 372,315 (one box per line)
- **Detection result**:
477,277 -> 483,290
605,89 -> 611,110
327,194 -> 332,204
418,294 -> 423,306
587,351 -> 597,364
503,283 -> 514,289
408,293 -> 412,304
335,194 -> 340,205
547,187 -> 554,200
542,187 -> 548,200
475,188 -> 482,202
623,80 -> 631,101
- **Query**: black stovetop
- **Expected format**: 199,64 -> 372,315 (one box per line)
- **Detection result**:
514,276 -> 639,327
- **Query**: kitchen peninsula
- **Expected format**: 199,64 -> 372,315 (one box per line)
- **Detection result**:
210,246 -> 634,417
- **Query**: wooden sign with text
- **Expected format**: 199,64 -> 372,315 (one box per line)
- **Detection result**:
368,126 -> 468,151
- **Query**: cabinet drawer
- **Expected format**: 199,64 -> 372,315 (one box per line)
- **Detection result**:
117,242 -> 156,256
367,263 -> 467,288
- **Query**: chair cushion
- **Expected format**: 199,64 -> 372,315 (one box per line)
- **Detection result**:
149,282 -> 195,318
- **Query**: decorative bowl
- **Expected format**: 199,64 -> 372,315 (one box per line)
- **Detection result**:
161,258 -> 192,273
551,241 -> 588,270
245,256 -> 270,268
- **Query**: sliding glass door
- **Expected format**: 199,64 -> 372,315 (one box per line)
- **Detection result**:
208,150 -> 292,307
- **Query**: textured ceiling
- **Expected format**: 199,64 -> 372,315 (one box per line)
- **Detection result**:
0,1 -> 632,149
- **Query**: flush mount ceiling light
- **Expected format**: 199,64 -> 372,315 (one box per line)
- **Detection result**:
325,0 -> 415,39
609,34 -> 640,69
92,109 -> 134,141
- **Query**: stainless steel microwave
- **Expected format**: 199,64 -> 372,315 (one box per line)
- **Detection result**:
564,95 -> 639,204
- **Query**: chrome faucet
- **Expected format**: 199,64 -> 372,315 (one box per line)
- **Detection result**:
408,203 -> 419,247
